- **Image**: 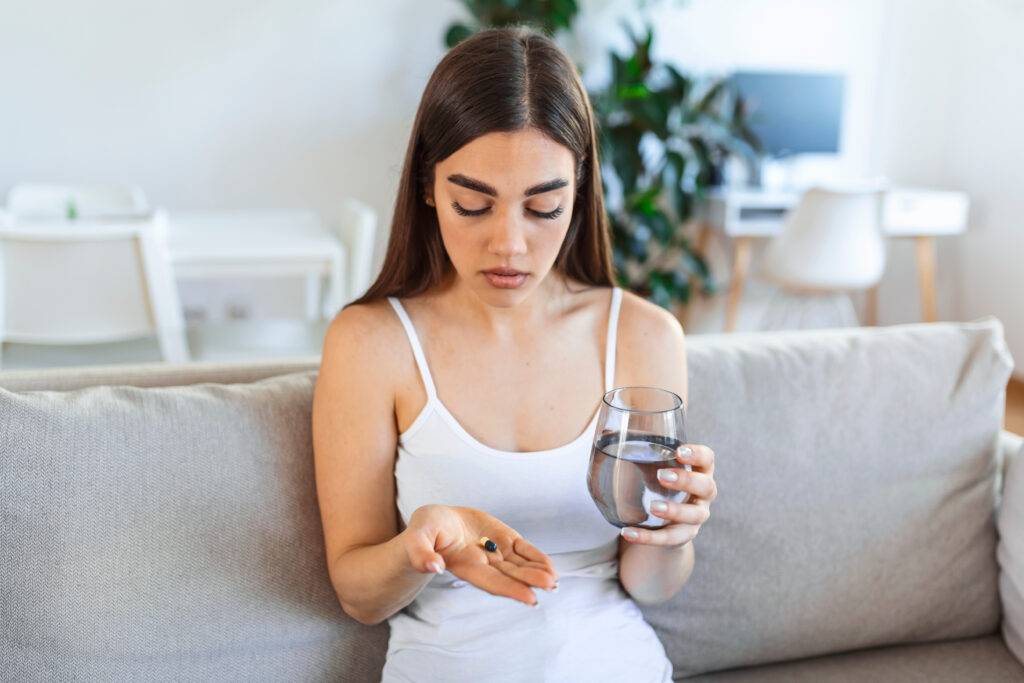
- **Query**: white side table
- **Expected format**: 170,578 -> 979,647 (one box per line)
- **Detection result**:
693,187 -> 969,331
166,210 -> 346,321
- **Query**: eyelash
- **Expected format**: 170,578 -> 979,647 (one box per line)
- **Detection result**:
451,202 -> 564,220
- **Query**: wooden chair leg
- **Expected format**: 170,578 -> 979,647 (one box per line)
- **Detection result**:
725,237 -> 752,333
915,236 -> 938,322
683,221 -> 713,330
864,285 -> 879,326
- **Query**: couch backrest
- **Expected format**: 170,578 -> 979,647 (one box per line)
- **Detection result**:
1,368 -> 388,682
642,316 -> 1013,676
0,318 -> 1013,680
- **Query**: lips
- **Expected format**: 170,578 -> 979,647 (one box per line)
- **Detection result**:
483,268 -> 526,276
482,268 -> 528,289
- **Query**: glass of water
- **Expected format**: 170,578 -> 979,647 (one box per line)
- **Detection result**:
587,387 -> 689,530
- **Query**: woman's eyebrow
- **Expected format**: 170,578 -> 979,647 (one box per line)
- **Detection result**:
446,174 -> 569,197
447,174 -> 497,196
524,178 -> 569,196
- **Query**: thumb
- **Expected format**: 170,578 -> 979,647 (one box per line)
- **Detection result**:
408,527 -> 446,575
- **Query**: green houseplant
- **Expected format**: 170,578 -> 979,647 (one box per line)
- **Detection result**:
444,0 -> 579,48
445,3 -> 760,310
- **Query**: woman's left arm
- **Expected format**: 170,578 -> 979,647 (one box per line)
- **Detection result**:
614,294 -> 717,605
617,444 -> 716,605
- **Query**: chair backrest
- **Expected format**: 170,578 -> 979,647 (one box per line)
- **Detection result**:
6,183 -> 149,219
335,199 -> 378,303
760,186 -> 886,292
0,210 -> 188,364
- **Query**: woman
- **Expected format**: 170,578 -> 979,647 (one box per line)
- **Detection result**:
312,27 -> 717,682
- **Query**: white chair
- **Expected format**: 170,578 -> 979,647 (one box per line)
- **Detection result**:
333,198 -> 378,307
756,186 -> 886,330
7,183 -> 149,219
0,210 -> 190,369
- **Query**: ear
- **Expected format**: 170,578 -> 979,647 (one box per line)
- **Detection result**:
425,195 -> 435,207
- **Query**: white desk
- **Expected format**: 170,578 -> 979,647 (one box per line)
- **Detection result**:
693,187 -> 970,332
166,211 -> 346,321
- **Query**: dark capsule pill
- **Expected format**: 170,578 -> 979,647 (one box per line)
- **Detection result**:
484,540 -> 497,552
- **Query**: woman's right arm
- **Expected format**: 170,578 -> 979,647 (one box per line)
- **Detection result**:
313,304 -> 432,625
313,304 -> 559,625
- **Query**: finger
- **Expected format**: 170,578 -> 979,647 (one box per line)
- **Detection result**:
408,527 -> 446,574
492,559 -> 558,590
510,537 -> 558,578
621,523 -> 700,548
657,468 -> 717,500
456,563 -> 539,606
502,553 -> 559,575
677,444 -> 714,473
648,499 -> 711,525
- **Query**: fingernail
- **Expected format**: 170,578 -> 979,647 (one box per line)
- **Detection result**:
658,469 -> 678,482
651,500 -> 668,512
678,446 -> 693,460
426,561 -> 443,574
621,528 -> 639,540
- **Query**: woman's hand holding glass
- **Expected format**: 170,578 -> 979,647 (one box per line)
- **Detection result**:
620,444 -> 716,548
404,504 -> 559,606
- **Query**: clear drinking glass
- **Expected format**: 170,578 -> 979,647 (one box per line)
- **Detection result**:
587,387 -> 690,530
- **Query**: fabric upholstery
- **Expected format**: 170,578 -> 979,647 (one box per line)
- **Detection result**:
685,635 -> 1024,682
0,371 -> 388,682
642,317 -> 1014,677
0,356 -> 320,392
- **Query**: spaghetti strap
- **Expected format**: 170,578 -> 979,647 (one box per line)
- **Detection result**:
605,288 -> 623,393
387,297 -> 438,400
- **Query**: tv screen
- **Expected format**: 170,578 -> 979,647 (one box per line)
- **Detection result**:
730,71 -> 845,157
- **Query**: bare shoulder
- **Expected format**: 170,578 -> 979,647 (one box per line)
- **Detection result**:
321,301 -> 413,393
321,300 -> 407,369
617,289 -> 686,356
615,289 -> 687,397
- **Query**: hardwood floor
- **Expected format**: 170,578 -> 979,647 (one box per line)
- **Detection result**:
1008,377 -> 1024,436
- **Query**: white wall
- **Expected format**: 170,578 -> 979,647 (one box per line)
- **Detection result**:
870,0 -> 1024,376
2,0 -> 1022,373
0,0 -> 458,319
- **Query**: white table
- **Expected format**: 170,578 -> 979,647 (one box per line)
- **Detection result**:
165,211 -> 346,321
693,187 -> 970,331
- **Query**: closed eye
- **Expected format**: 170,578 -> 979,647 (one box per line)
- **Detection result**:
528,206 -> 564,220
451,202 -> 489,217
451,202 -> 565,220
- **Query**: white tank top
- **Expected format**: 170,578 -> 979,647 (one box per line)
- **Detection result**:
381,287 -> 673,683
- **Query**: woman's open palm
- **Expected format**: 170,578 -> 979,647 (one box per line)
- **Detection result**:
405,505 -> 559,606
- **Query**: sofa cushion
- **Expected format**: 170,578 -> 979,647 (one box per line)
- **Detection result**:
642,318 -> 1014,678
999,438 -> 1024,665
0,370 -> 388,682
684,635 -> 1024,682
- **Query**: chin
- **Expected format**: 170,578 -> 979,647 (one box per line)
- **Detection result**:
473,273 -> 544,307
475,284 -> 532,308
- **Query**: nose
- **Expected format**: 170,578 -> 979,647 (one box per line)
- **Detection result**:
487,207 -> 527,259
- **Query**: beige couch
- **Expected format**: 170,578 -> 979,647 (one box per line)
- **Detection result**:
2,318 -> 1023,681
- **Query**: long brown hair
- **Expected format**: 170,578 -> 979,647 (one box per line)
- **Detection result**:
350,27 -> 614,306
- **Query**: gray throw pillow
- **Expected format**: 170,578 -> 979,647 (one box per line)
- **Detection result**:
0,371 -> 387,682
642,318 -> 1014,678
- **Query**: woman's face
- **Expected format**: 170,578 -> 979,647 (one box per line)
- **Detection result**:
429,128 -> 577,308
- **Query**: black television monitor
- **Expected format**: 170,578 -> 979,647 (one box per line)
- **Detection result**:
730,71 -> 845,158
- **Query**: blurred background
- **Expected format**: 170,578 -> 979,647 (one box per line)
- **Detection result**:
0,0 -> 1021,413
